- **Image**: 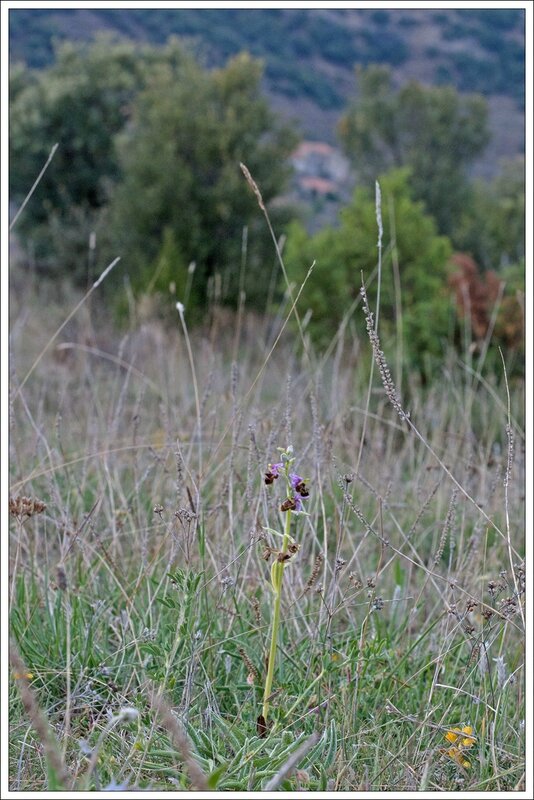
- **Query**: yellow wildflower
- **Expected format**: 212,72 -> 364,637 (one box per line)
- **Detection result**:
460,726 -> 476,747
446,746 -> 471,768
443,725 -> 476,769
445,725 -> 476,746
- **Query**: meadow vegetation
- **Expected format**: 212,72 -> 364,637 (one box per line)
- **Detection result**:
9,243 -> 525,790
8,32 -> 525,793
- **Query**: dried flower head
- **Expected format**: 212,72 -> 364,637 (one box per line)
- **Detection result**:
372,596 -> 385,611
305,553 -> 324,592
335,557 -> 347,575
349,572 -> 363,591
238,648 -> 258,684
9,496 -> 47,520
499,596 -> 519,618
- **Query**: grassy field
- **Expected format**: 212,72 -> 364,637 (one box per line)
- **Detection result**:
8,259 -> 525,792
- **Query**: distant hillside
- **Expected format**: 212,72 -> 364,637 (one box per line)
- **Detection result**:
9,7 -> 525,176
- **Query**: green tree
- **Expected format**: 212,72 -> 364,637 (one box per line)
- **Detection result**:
285,169 -> 453,375
454,157 -> 525,271
10,37 -> 297,301
9,35 -> 161,277
338,66 -> 490,237
107,50 -> 297,310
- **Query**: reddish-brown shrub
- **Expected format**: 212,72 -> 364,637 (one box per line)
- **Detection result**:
448,253 -> 502,341
448,253 -> 524,352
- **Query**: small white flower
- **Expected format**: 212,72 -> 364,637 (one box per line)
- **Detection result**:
176,301 -> 185,314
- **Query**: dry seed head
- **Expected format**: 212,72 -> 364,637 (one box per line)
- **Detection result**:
251,597 -> 261,624
220,576 -> 235,591
432,489 -> 458,568
515,561 -> 525,594
464,623 -> 475,635
240,163 -> 266,212
360,284 -> 409,422
238,648 -> 258,683
504,424 -> 514,488
305,553 -> 324,592
335,557 -> 347,575
56,564 -> 67,591
9,496 -> 47,519
372,596 -> 385,611
349,572 -> 363,591
467,643 -> 479,667
499,596 -> 518,618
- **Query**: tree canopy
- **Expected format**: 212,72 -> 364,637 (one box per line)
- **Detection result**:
284,169 -> 453,376
9,37 -> 297,304
338,66 -> 490,237
107,49 -> 297,308
9,35 -> 158,273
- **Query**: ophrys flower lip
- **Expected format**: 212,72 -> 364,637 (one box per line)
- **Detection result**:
290,473 -> 310,497
280,495 -> 304,513
264,462 -> 284,484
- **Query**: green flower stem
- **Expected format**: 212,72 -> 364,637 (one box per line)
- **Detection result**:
262,510 -> 291,723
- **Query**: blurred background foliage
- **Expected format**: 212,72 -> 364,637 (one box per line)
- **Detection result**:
285,170 -> 453,372
9,25 -> 524,378
338,65 -> 490,238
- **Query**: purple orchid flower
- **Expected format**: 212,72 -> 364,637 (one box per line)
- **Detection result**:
290,473 -> 310,498
264,462 -> 284,485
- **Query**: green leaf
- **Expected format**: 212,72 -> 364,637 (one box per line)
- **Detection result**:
393,560 -> 405,588
207,762 -> 229,789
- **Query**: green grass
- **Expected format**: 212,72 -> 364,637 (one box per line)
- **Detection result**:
8,267 -> 525,791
